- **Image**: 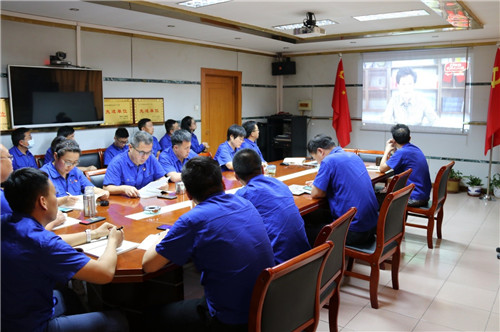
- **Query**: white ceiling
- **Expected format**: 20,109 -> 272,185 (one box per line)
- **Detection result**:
1,0 -> 499,56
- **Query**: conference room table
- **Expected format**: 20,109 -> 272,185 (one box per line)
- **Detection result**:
54,160 -> 392,324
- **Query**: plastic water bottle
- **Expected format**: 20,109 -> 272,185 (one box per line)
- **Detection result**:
83,186 -> 96,218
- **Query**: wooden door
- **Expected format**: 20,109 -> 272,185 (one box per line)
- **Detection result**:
201,68 -> 242,156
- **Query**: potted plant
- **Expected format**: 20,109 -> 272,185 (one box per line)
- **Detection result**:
490,173 -> 500,198
447,169 -> 463,193
465,175 -> 482,196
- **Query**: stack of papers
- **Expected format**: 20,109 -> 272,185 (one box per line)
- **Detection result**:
283,157 -> 306,165
139,177 -> 170,198
75,238 -> 139,258
288,184 -> 312,196
59,192 -> 106,210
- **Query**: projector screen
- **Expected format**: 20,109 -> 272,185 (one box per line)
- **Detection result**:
361,48 -> 470,134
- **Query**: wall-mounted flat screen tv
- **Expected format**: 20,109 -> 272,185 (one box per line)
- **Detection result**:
8,65 -> 104,128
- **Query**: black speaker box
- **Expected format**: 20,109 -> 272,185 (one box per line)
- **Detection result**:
272,61 -> 296,76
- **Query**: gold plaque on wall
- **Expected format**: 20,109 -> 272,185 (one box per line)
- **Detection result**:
103,98 -> 133,125
133,98 -> 164,123
0,99 -> 11,130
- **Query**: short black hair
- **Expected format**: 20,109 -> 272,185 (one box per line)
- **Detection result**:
4,167 -> 50,214
180,116 -> 194,132
307,134 -> 336,154
11,127 -> 30,147
391,124 -> 411,144
115,127 -> 129,138
164,119 -> 178,133
171,129 -> 192,146
137,118 -> 152,130
226,124 -> 246,141
181,157 -> 224,202
242,121 -> 257,139
396,67 -> 417,84
57,126 -> 75,138
233,149 -> 262,182
55,139 -> 81,158
50,136 -> 67,152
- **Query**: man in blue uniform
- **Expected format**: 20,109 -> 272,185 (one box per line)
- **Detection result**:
241,121 -> 266,163
181,116 -> 209,154
104,127 -> 130,166
214,124 -> 246,171
138,118 -> 162,157
1,167 -> 128,332
158,129 -> 198,183
233,148 -> 310,264
379,123 -> 432,207
104,131 -> 166,197
159,119 -> 179,151
0,144 -> 13,215
9,127 -> 38,170
307,134 -> 379,246
143,157 -> 274,331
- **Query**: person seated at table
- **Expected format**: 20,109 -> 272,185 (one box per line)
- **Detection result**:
44,126 -> 75,165
233,148 -> 310,264
40,139 -> 110,207
142,157 -> 274,332
9,127 -> 38,170
306,134 -> 379,246
104,127 -> 130,167
1,167 -> 128,332
138,118 -> 161,157
241,121 -> 266,164
103,131 -> 167,198
158,129 -> 198,183
214,124 -> 246,171
159,119 -> 179,151
180,116 -> 209,154
379,123 -> 431,207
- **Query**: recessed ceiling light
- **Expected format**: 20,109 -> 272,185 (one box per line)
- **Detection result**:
234,37 -> 241,40
69,8 -> 79,12
274,19 -> 336,31
167,25 -> 175,28
283,47 -> 289,50
178,0 -> 231,8
353,9 -> 429,21
350,41 -> 357,44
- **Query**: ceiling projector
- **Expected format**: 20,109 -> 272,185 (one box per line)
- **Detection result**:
293,26 -> 326,37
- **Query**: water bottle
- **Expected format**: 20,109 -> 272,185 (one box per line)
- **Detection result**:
83,186 -> 96,218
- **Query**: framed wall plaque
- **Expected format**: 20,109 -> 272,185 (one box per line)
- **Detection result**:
0,99 -> 11,130
103,98 -> 133,125
133,98 -> 164,123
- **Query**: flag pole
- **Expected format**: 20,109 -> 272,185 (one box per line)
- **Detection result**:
480,134 -> 496,201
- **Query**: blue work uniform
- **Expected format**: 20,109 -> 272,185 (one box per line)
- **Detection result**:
155,192 -> 274,325
152,136 -> 161,157
9,146 -> 38,170
190,132 -> 205,154
44,147 -> 54,165
103,143 -> 128,166
159,134 -> 172,151
1,189 -> 12,215
313,147 -> 379,233
236,174 -> 310,264
214,141 -> 238,171
386,142 -> 432,201
240,138 -> 266,163
103,152 -> 166,189
158,147 -> 198,174
40,162 -> 93,197
1,213 -> 90,332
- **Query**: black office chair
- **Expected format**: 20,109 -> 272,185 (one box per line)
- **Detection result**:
79,149 -> 102,169
85,169 -> 106,188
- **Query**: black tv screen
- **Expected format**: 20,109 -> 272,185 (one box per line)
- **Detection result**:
8,65 -> 104,128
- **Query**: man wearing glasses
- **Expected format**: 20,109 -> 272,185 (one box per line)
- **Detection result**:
103,127 -> 130,167
104,131 -> 167,197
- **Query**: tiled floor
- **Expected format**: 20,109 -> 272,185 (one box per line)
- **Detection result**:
184,192 -> 499,331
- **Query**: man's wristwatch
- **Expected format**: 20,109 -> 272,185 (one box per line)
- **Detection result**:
85,229 -> 92,243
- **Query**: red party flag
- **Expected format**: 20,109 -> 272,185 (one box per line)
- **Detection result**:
332,59 -> 352,147
485,47 -> 500,155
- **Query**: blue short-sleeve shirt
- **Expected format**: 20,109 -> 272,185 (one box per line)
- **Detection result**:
190,132 -> 205,154
159,134 -> 172,151
1,189 -> 12,215
313,147 -> 379,233
152,136 -> 161,156
386,143 -> 432,201
9,146 -> 38,170
103,152 -> 166,189
155,192 -> 274,325
158,147 -> 198,174
44,147 -> 54,165
1,213 -> 90,332
240,138 -> 266,163
40,162 -> 93,197
236,174 -> 310,264
214,142 -> 238,171
104,143 -> 128,166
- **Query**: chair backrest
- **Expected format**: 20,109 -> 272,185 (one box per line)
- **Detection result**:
85,169 -> 106,188
313,207 -> 356,304
34,154 -> 45,168
357,149 -> 384,163
79,149 -> 103,169
248,241 -> 333,332
431,161 -> 454,210
386,168 -> 412,194
198,151 -> 213,158
378,184 -> 415,247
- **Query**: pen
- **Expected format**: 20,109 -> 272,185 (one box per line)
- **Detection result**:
66,192 -> 72,196
117,226 -> 124,231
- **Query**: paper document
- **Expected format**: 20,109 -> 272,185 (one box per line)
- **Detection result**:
288,184 -> 312,196
366,165 -> 380,171
139,177 -> 170,198
138,232 -> 169,250
52,216 -> 81,230
283,157 -> 305,165
75,238 -> 139,258
59,192 -> 106,210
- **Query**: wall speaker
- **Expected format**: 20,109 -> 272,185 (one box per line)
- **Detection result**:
272,61 -> 296,76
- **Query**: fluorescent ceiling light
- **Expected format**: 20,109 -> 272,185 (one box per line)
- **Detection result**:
353,10 -> 429,22
178,0 -> 231,8
274,19 -> 336,31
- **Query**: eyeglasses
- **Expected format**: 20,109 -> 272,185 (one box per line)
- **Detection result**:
132,146 -> 152,157
0,155 -> 13,161
117,139 -> 129,145
62,159 -> 79,167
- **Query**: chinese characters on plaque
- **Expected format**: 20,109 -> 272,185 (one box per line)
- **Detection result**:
133,98 -> 164,123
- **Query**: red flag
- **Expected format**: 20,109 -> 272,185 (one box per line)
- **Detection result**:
332,59 -> 352,147
485,47 -> 500,155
